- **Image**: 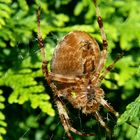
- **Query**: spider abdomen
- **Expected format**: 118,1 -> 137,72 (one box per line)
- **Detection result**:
51,31 -> 100,76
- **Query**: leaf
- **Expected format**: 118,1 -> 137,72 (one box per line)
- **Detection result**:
0,90 -> 7,138
0,127 -> 6,134
74,2 -> 84,16
134,125 -> 140,140
117,94 -> 140,125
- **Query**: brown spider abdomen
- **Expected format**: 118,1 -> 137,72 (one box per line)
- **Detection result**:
51,31 -> 100,76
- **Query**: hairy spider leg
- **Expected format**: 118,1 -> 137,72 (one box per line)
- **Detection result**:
49,72 -> 80,83
37,7 -> 49,81
94,111 -> 110,133
99,53 -> 124,82
56,96 -> 95,140
55,98 -> 74,140
93,0 -> 108,76
93,0 -> 121,119
100,98 -> 119,117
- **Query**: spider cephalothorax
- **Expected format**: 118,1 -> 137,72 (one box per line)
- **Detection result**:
37,1 -> 121,139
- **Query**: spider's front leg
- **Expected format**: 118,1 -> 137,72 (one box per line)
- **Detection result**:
93,1 -> 124,84
37,7 -> 50,82
93,0 -> 108,74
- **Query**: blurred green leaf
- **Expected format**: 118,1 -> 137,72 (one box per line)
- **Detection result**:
74,2 -> 84,16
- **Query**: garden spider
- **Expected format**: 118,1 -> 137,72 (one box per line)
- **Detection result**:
37,0 -> 122,139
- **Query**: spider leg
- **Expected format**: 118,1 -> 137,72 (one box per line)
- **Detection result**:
37,7 -> 50,81
56,97 -> 95,139
69,126 -> 95,137
93,0 -> 108,73
49,72 -> 80,83
56,99 -> 74,140
48,83 -> 73,139
99,53 -> 124,81
94,111 -> 111,133
100,98 -> 119,117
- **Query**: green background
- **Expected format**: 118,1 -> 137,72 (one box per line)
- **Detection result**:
0,0 -> 140,139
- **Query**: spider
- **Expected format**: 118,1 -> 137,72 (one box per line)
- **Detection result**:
37,0 -> 122,139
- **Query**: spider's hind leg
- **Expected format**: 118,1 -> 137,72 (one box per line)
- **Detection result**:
56,98 -> 74,140
56,98 -> 95,140
94,111 -> 111,133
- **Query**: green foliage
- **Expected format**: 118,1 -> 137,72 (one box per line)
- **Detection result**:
117,95 -> 140,124
0,0 -> 36,47
0,0 -> 139,139
114,95 -> 140,140
0,66 -> 54,116
0,90 -> 7,140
